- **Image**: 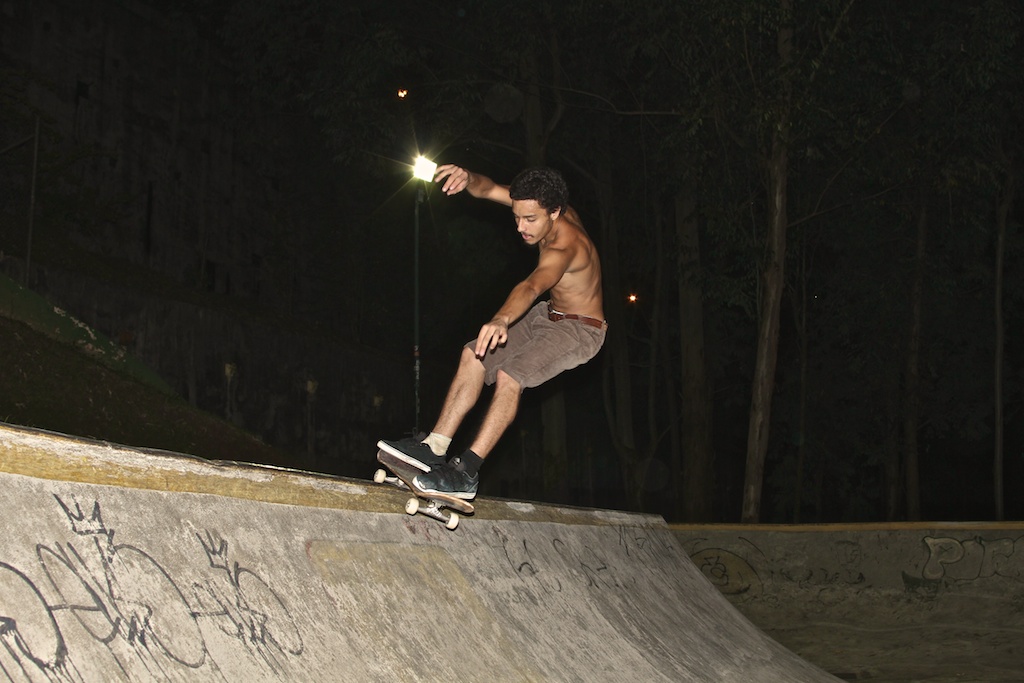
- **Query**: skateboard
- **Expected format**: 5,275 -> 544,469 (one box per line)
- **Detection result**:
374,449 -> 474,530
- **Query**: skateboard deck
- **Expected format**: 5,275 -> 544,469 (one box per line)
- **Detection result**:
374,449 -> 474,530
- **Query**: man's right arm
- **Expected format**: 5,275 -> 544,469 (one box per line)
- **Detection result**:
434,164 -> 512,206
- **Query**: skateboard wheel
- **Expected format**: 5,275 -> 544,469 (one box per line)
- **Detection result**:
446,512 -> 460,530
373,469 -> 387,484
405,497 -> 420,516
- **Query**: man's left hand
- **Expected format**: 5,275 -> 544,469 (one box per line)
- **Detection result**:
475,319 -> 509,357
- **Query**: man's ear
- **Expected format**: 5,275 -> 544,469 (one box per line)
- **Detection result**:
550,207 -> 563,221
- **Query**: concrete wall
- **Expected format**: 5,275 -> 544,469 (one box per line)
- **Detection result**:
673,523 -> 1024,681
674,522 -> 1024,612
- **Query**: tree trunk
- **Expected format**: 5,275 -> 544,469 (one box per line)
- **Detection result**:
793,235 -> 808,523
993,162 -> 1014,520
662,327 -> 684,520
741,0 -> 793,523
541,380 -> 569,501
883,373 -> 902,520
641,204 -> 666,512
599,202 -> 641,507
903,190 -> 927,521
520,49 -> 547,166
676,190 -> 714,522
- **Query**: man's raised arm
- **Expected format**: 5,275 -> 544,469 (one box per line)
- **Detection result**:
433,164 -> 512,206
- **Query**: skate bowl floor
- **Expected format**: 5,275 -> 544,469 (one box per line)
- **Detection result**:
0,422 -> 1017,681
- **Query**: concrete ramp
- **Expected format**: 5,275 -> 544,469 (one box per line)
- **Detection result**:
0,423 -> 837,682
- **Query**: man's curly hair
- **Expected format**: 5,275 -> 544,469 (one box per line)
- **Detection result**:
509,167 -> 569,214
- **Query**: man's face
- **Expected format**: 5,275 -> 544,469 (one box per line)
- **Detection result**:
511,199 -> 560,246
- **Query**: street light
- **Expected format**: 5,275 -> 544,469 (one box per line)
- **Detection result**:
411,156 -> 436,432
413,155 -> 436,182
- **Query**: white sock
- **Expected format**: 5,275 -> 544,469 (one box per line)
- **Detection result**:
421,432 -> 452,456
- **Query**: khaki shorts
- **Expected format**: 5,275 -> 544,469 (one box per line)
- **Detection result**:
466,300 -> 607,389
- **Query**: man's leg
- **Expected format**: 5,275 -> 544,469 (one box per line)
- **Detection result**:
379,347 -> 486,470
431,346 -> 487,438
467,369 -> 522,459
413,369 -> 521,500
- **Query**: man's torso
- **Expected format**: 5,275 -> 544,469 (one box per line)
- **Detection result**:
544,210 -> 604,320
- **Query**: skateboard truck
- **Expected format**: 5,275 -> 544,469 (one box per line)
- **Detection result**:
372,468 -> 462,529
374,450 -> 474,530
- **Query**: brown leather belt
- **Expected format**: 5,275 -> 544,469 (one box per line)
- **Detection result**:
547,302 -> 607,329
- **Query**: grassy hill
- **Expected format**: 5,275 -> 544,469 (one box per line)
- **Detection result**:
0,274 -> 297,469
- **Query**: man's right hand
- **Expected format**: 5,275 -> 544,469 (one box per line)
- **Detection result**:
433,164 -> 512,206
434,164 -> 471,196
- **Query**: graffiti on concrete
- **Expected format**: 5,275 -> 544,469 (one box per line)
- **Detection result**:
682,536 -> 869,604
494,524 -> 672,594
681,530 -> 1024,607
0,495 -> 304,681
0,561 -> 70,677
192,530 -> 304,670
690,548 -> 764,598
916,535 -> 1023,583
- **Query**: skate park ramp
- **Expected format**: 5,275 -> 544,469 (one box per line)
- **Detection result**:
0,422 -> 838,682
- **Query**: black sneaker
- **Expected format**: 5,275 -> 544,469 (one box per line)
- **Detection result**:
377,437 -> 446,472
414,461 -> 479,501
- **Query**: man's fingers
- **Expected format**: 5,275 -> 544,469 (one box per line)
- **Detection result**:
474,323 -> 507,357
474,328 -> 490,357
433,166 -> 453,189
474,337 -> 489,358
434,164 -> 467,195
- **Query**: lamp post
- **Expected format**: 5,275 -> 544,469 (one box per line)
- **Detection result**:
411,156 -> 436,433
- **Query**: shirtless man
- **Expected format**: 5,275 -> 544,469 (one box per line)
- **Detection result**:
378,164 -> 605,499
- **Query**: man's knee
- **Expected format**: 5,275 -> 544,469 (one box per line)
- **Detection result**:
494,369 -> 522,393
458,346 -> 484,371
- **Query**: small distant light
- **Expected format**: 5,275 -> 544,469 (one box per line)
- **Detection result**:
627,293 -> 638,303
397,88 -> 409,99
413,156 -> 437,181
